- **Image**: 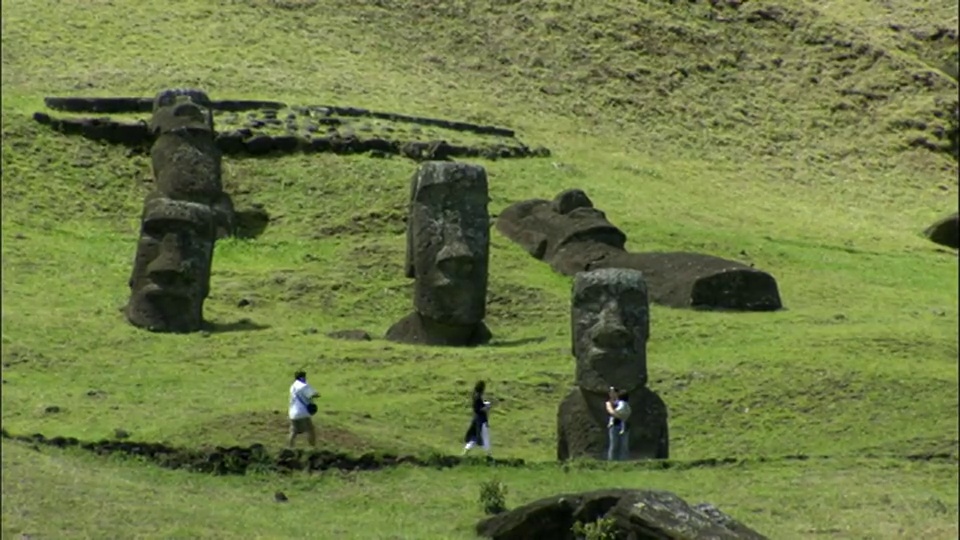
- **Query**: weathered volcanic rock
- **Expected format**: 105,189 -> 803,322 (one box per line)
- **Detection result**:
923,212 -> 959,249
476,489 -> 769,540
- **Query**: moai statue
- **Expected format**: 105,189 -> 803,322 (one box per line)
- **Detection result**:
149,88 -> 235,237
125,192 -> 217,333
497,188 -> 783,311
385,161 -> 493,346
556,267 -> 669,461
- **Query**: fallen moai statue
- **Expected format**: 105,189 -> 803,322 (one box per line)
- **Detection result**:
496,188 -> 783,311
557,268 -> 669,461
475,488 -> 769,540
386,161 -> 493,346
923,212 -> 959,249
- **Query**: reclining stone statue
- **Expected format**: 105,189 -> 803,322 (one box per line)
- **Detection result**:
496,188 -> 782,311
385,161 -> 493,346
557,267 -> 669,461
125,193 -> 217,333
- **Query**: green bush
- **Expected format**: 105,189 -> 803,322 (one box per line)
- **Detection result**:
478,479 -> 508,515
572,516 -> 618,540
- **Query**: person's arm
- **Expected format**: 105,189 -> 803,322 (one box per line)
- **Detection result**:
605,401 -> 616,415
305,385 -> 319,401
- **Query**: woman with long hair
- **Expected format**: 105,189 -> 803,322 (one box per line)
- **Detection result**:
462,380 -> 493,456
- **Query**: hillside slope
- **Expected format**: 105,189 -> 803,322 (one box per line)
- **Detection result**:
1,0 -> 957,538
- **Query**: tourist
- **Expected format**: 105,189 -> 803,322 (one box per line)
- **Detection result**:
463,380 -> 493,457
288,370 -> 319,448
606,387 -> 631,461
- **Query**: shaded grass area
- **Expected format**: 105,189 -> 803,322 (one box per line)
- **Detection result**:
1,0 -> 958,538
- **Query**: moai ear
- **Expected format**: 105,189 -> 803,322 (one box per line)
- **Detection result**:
403,171 -> 420,279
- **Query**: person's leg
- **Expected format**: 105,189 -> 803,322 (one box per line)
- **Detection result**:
287,420 -> 299,448
619,431 -> 630,461
607,425 -> 617,461
480,424 -> 491,456
306,418 -> 318,447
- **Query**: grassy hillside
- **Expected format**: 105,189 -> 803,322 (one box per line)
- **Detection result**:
2,0 -> 958,538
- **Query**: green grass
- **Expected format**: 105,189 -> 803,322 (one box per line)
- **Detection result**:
2,0 -> 958,538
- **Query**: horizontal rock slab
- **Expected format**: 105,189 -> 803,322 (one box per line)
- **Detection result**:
44,95 -> 517,137
923,212 -> 959,249
31,113 -> 549,161
44,96 -> 287,114
476,488 -> 768,540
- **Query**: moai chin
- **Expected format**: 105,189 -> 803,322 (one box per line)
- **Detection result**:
557,267 -> 669,461
125,193 -> 217,333
385,161 -> 493,346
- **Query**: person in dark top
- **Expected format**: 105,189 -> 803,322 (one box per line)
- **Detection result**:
463,380 -> 493,456
605,387 -> 632,461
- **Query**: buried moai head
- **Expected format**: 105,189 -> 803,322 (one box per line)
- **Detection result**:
126,193 -> 217,333
149,89 -> 222,203
572,267 -> 650,393
404,161 -> 490,325
495,189 -> 626,274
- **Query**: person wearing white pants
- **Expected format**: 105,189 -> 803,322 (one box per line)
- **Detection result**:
463,380 -> 493,456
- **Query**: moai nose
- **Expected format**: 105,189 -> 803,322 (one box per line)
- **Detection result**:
436,241 -> 476,278
147,234 -> 185,284
590,307 -> 631,349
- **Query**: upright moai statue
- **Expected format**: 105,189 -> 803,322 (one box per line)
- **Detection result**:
556,267 -> 669,461
124,89 -> 232,332
385,161 -> 493,346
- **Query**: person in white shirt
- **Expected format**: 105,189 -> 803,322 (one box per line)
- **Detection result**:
605,387 -> 632,461
288,370 -> 319,448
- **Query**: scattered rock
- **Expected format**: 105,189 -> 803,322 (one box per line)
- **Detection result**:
326,329 -> 372,341
238,298 -> 252,308
114,429 -> 131,440
274,491 -> 289,502
476,489 -> 769,540
923,212 -> 959,249
44,406 -> 61,414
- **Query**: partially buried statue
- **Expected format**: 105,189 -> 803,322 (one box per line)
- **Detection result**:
496,189 -> 783,311
557,267 -> 669,461
385,161 -> 493,346
149,88 -> 235,237
125,193 -> 217,333
124,89 -> 230,333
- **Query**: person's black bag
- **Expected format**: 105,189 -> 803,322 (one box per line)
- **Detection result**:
296,394 -> 318,416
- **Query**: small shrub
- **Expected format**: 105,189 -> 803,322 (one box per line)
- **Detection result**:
478,479 -> 508,515
572,516 -> 618,540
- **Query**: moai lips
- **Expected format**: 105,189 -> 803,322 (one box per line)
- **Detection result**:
386,161 -> 492,346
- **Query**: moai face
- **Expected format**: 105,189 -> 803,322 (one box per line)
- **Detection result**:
571,268 -> 650,393
126,194 -> 217,332
405,161 -> 490,326
496,189 -> 626,261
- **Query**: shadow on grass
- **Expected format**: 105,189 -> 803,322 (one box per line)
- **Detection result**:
203,319 -> 271,334
487,336 -> 547,348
